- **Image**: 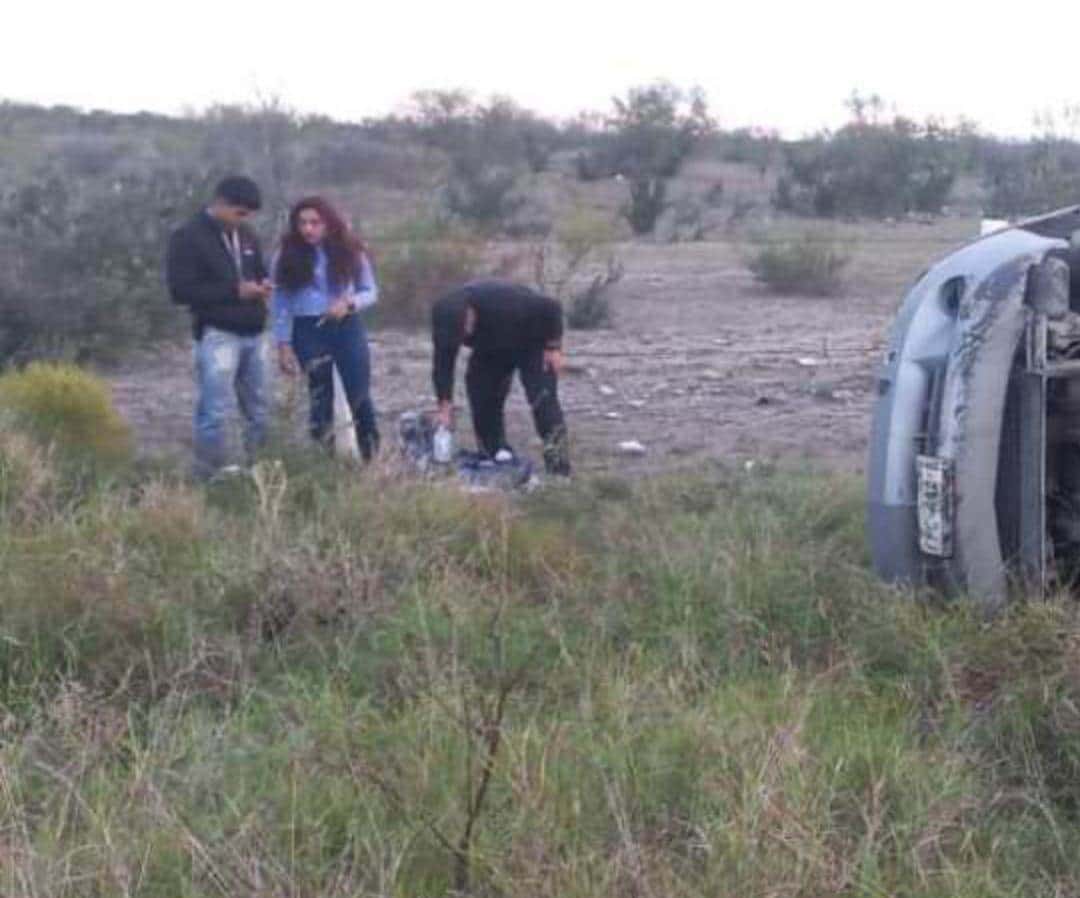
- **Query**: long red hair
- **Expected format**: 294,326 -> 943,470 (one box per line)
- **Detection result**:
275,196 -> 369,293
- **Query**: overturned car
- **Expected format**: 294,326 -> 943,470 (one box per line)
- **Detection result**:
868,206 -> 1080,611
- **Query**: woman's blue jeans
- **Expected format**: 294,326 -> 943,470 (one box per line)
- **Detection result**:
291,315 -> 379,460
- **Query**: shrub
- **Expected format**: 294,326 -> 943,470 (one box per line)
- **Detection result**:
573,136 -> 620,182
566,265 -> 622,330
374,215 -> 486,328
745,231 -> 849,296
406,90 -> 564,232
980,137 -> 1080,219
714,127 -> 780,174
442,155 -> 525,231
532,210 -> 623,330
623,176 -> 668,235
776,111 -> 963,218
199,99 -> 308,229
608,83 -> 713,234
307,134 -> 428,190
0,362 -> 133,468
0,166 -> 209,365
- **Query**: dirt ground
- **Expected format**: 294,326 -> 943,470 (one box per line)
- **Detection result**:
108,218 -> 978,478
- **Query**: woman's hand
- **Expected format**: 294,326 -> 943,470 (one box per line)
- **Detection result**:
325,297 -> 352,321
278,344 -> 299,376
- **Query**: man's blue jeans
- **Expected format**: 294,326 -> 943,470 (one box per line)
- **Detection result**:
193,326 -> 269,479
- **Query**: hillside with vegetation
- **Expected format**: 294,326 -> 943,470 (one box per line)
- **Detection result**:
5,364 -> 1080,896
6,88 -> 1080,366
6,90 -> 1080,896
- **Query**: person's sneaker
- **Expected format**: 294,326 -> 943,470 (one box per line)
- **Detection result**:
210,464 -> 247,483
494,448 -> 514,464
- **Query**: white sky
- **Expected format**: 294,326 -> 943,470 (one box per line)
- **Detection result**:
4,0 -> 1080,137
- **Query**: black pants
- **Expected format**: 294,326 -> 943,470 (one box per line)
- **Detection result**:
466,348 -> 570,476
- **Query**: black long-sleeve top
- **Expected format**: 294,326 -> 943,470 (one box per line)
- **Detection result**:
431,279 -> 564,402
166,211 -> 268,339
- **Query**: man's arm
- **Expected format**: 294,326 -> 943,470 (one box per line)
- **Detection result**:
540,296 -> 565,375
166,229 -> 239,310
542,296 -> 564,348
432,298 -> 464,426
432,339 -> 460,422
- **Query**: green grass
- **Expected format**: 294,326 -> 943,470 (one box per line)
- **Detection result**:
4,418 -> 1080,896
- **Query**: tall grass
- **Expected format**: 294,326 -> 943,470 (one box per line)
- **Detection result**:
4,404 -> 1080,895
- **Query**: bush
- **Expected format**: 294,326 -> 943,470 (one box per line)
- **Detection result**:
374,216 -> 486,328
0,362 -> 133,468
573,136 -> 620,182
307,134 -> 428,190
406,91 -> 565,232
199,99 -> 308,229
980,137 -> 1080,219
532,210 -> 623,330
623,176 -> 668,236
442,155 -> 525,231
608,83 -> 713,234
745,231 -> 849,296
0,166 -> 209,365
776,115 -> 963,218
566,266 -> 622,330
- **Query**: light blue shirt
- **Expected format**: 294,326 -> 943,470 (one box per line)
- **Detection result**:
271,246 -> 378,344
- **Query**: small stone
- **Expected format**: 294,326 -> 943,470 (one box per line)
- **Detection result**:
796,357 -> 822,368
598,384 -> 617,397
617,440 -> 647,456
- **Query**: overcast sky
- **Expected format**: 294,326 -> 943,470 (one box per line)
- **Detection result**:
5,1 -> 1080,137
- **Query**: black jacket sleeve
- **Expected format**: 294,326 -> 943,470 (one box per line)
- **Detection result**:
541,297 -> 564,349
432,340 -> 460,402
431,292 -> 466,402
166,227 -> 238,310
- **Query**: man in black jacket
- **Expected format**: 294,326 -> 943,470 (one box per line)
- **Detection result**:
166,175 -> 273,479
431,279 -> 571,476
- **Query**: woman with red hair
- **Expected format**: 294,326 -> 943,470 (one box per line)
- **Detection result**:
271,197 -> 380,460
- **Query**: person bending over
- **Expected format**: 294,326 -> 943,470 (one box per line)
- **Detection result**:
431,279 -> 570,476
272,196 -> 380,461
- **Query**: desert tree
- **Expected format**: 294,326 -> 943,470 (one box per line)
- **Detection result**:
605,82 -> 714,235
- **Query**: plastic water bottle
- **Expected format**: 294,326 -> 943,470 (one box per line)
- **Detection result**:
433,425 -> 454,464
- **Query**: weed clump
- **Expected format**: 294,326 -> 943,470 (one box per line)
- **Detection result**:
0,362 -> 132,468
0,425 -> 57,525
746,230 -> 849,296
373,215 -> 485,328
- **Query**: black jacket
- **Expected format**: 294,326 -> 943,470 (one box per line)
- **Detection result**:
431,279 -> 563,402
166,211 -> 268,339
